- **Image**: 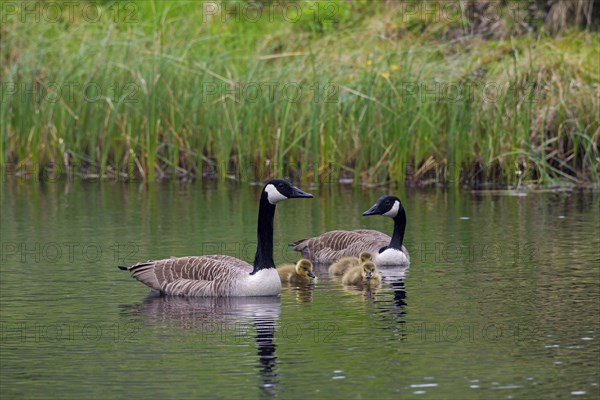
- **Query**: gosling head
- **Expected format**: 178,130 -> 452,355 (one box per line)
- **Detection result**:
296,259 -> 316,279
359,252 -> 373,263
362,195 -> 404,219
263,179 -> 313,205
361,261 -> 377,280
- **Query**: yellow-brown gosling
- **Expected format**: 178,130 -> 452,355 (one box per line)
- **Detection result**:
342,261 -> 381,285
328,251 -> 372,276
278,259 -> 316,284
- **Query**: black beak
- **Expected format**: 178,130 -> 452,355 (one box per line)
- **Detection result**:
290,186 -> 313,199
362,203 -> 380,216
365,271 -> 372,279
308,271 -> 316,278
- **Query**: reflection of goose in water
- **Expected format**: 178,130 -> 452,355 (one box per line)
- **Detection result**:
136,293 -> 280,325
377,266 -> 408,310
126,295 -> 281,394
389,277 -> 407,309
374,267 -> 409,340
377,265 -> 409,281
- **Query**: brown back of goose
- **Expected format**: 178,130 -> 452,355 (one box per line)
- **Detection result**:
291,230 -> 390,263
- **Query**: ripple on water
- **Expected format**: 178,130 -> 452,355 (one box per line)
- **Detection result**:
332,370 -> 345,380
495,385 -> 523,390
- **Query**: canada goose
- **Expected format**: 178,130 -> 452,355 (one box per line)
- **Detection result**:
342,261 -> 381,285
328,251 -> 372,276
277,259 -> 316,284
118,179 -> 312,296
290,195 -> 410,265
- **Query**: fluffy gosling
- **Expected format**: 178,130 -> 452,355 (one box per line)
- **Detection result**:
328,252 -> 372,276
342,261 -> 381,285
278,259 -> 316,284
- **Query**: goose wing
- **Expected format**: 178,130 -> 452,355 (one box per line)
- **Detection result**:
123,255 -> 252,297
291,230 -> 390,263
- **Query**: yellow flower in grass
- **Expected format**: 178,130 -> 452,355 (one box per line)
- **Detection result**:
365,59 -> 372,67
390,64 -> 399,71
381,72 -> 390,79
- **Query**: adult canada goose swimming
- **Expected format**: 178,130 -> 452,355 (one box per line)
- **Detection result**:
118,179 -> 312,296
328,251 -> 372,276
290,195 -> 410,265
277,259 -> 316,284
342,261 -> 381,285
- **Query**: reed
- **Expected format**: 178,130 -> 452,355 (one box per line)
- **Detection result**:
2,1 -> 598,187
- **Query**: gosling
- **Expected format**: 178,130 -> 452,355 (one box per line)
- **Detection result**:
342,261 -> 381,285
278,259 -> 316,284
328,252 -> 372,276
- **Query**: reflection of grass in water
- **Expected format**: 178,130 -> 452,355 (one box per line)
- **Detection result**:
2,1 -> 598,187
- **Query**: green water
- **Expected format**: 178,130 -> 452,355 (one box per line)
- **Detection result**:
1,182 -> 599,399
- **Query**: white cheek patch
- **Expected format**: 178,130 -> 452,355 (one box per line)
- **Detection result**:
265,184 -> 288,204
382,200 -> 400,218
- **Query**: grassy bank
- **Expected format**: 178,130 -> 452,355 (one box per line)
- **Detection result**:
2,1 -> 599,187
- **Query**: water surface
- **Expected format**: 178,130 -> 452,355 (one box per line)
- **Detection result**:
1,182 -> 598,399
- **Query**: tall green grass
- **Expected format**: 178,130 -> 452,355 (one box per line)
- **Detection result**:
1,1 -> 598,187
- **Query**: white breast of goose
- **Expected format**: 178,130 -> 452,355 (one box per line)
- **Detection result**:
374,248 -> 410,266
234,268 -> 282,297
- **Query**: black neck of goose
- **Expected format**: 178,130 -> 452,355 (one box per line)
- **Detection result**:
389,208 -> 406,251
252,196 -> 276,274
